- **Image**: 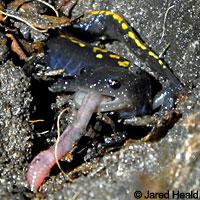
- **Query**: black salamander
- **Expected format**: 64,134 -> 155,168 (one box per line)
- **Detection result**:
47,11 -> 183,116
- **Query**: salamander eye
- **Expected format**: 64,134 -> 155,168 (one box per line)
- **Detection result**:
108,78 -> 121,89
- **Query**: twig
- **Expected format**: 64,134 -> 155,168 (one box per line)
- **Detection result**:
6,33 -> 28,60
160,5 -> 175,41
0,9 -> 48,32
55,107 -> 70,175
35,0 -> 59,17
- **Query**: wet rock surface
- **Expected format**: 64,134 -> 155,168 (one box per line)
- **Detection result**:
0,0 -> 199,199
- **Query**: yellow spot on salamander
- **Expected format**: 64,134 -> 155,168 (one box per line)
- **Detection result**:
91,10 -> 124,23
128,31 -> 147,50
90,11 -> 98,15
104,11 -> 113,16
121,22 -> 128,30
135,39 -> 147,50
128,31 -> 136,40
91,10 -> 109,15
91,11 -> 103,15
163,65 -> 167,69
112,13 -> 123,22
60,34 -> 67,38
118,61 -> 130,67
109,54 -> 120,59
158,59 -> 164,65
93,47 -> 108,53
96,54 -> 103,59
148,51 -> 159,59
79,43 -> 85,47
69,38 -> 86,47
99,10 -> 106,14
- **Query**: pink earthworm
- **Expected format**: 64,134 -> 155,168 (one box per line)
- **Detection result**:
27,92 -> 102,191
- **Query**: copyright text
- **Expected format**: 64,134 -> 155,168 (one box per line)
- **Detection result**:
133,190 -> 199,199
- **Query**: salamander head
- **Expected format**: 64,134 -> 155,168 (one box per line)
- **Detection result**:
50,67 -> 153,117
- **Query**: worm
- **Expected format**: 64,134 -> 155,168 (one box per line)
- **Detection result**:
27,91 -> 101,191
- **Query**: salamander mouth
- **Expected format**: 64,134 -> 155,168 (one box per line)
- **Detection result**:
74,90 -> 122,112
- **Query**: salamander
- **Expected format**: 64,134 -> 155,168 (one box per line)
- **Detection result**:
46,10 -> 183,114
